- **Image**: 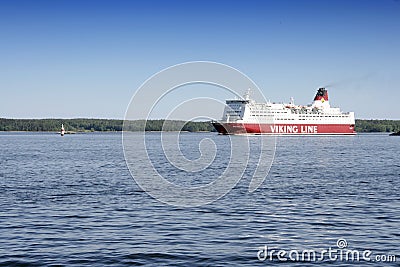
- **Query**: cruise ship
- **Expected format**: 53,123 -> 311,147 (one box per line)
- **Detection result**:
212,88 -> 356,135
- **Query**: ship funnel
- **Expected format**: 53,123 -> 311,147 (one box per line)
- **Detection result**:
314,87 -> 328,101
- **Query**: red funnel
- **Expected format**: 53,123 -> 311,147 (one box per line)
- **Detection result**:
314,88 -> 328,101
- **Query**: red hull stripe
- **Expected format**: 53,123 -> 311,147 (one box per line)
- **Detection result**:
213,123 -> 356,135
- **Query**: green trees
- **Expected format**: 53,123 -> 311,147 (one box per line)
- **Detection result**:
1,118 -> 399,132
126,120 -> 215,132
355,120 -> 400,132
0,118 -> 123,132
0,118 -> 215,132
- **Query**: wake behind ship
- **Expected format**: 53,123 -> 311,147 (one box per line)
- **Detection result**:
212,88 -> 356,135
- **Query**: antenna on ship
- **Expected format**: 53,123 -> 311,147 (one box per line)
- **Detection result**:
244,88 -> 251,100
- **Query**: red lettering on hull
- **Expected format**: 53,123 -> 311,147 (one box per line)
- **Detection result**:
213,122 -> 356,135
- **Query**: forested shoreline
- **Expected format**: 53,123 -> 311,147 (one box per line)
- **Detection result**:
0,118 -> 399,133
0,118 -> 215,132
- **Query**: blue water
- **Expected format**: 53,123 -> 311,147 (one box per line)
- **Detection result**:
0,132 -> 399,266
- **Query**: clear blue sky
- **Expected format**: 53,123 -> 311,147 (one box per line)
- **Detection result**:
0,0 -> 399,119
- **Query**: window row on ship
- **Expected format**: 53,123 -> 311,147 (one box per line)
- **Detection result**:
268,118 -> 344,121
273,118 -> 347,121
249,114 -> 349,118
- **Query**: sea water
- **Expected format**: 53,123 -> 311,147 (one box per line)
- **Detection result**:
0,132 -> 398,266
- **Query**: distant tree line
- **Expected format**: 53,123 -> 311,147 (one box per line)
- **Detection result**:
0,118 -> 123,132
0,118 -> 215,132
355,119 -> 400,133
0,118 -> 399,132
123,120 -> 215,132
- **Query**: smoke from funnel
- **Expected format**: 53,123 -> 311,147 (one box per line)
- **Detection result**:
322,72 -> 375,90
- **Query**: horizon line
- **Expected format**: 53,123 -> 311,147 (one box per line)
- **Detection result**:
1,117 -> 400,121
